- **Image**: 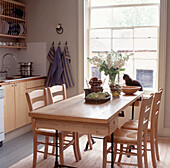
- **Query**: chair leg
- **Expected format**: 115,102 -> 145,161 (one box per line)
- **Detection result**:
155,125 -> 160,161
52,137 -> 56,155
114,142 -> 117,162
103,136 -> 107,168
144,131 -> 148,168
44,136 -> 49,159
73,132 -> 79,162
118,144 -> 123,163
33,135 -> 37,168
87,134 -> 93,150
58,133 -> 64,165
76,133 -> 82,160
150,130 -> 157,168
137,142 -> 143,168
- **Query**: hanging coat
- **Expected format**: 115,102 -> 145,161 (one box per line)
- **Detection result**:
45,44 -> 55,87
62,45 -> 74,88
49,45 -> 63,86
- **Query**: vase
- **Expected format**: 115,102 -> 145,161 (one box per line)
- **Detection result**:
109,84 -> 121,98
109,73 -> 121,98
109,73 -> 117,85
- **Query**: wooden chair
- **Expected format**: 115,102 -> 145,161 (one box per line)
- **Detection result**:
47,84 -> 80,162
48,84 -> 93,160
103,94 -> 153,168
121,88 -> 163,168
26,87 -> 79,168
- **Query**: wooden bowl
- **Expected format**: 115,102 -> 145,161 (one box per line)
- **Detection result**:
121,86 -> 141,95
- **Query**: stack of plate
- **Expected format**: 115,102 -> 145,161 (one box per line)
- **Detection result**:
0,21 -> 27,36
8,23 -> 26,36
0,4 -> 3,14
0,20 -> 9,34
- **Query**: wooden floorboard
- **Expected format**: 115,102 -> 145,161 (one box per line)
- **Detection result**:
1,131 -> 170,168
0,131 -> 44,168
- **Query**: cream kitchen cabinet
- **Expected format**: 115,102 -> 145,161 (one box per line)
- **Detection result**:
3,84 -> 16,133
4,82 -> 27,133
3,78 -> 45,133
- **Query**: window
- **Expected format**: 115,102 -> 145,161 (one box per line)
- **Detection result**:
85,0 -> 160,91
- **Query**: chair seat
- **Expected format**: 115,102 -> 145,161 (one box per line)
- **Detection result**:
107,129 -> 139,144
36,128 -> 56,137
121,120 -> 151,132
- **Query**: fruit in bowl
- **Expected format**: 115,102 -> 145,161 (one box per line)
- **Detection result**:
86,92 -> 110,99
121,86 -> 141,95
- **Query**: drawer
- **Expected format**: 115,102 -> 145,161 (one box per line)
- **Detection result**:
108,116 -> 118,134
26,79 -> 45,89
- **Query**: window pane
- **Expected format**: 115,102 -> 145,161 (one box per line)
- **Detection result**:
90,39 -> 111,52
112,39 -> 133,52
112,29 -> 133,51
134,51 -> 158,60
112,29 -> 133,38
91,8 -> 112,28
90,29 -> 111,38
134,39 -> 157,51
112,7 -> 134,27
92,67 -> 101,79
91,0 -> 160,7
135,6 -> 159,26
134,28 -> 158,38
136,69 -> 153,88
134,59 -> 157,89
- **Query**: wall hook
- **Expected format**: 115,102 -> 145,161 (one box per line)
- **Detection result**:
56,23 -> 64,34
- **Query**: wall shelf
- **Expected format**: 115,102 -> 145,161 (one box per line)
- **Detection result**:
0,45 -> 26,49
0,0 -> 27,49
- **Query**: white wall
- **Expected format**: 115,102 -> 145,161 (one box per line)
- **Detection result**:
25,0 -> 79,97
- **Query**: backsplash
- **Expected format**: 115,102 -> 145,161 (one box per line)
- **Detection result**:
16,42 -> 47,76
0,42 -> 47,77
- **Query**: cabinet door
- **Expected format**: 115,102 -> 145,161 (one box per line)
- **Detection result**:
15,82 -> 28,128
4,84 -> 16,133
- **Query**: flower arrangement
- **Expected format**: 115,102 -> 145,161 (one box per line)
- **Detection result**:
88,50 -> 132,85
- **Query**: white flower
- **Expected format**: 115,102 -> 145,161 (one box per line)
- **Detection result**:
88,50 -> 132,75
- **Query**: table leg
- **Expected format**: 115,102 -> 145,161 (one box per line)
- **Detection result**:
55,130 -> 58,168
54,130 -> 77,168
111,133 -> 114,168
132,102 -> 135,120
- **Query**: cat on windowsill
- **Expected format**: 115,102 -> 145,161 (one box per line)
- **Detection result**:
123,74 -> 143,91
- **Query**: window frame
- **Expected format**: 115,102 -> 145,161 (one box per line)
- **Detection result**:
85,1 -> 160,94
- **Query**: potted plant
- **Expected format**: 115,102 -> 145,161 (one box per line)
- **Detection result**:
88,50 -> 132,98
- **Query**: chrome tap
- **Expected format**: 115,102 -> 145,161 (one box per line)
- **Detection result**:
1,53 -> 17,75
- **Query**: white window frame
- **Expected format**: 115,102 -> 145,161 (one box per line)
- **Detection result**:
86,1 -> 160,94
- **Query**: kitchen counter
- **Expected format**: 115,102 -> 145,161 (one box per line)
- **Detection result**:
0,76 -> 46,86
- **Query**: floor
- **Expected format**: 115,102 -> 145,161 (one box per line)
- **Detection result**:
1,131 -> 170,168
0,131 -> 43,168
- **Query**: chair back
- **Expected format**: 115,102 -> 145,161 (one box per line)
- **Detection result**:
150,88 -> 163,133
137,94 -> 153,140
26,89 -> 48,111
47,84 -> 67,104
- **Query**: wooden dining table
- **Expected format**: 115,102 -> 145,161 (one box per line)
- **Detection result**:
29,91 -> 143,168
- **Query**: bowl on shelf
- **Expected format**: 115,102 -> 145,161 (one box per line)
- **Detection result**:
121,86 -> 141,95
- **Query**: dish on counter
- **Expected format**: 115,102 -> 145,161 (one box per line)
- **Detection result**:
85,92 -> 111,104
121,86 -> 141,95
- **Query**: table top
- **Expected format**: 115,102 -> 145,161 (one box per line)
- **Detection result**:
29,92 -> 143,124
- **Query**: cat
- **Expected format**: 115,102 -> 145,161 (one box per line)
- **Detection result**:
123,74 -> 143,91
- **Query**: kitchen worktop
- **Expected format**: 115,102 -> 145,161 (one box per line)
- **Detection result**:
0,76 -> 46,86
